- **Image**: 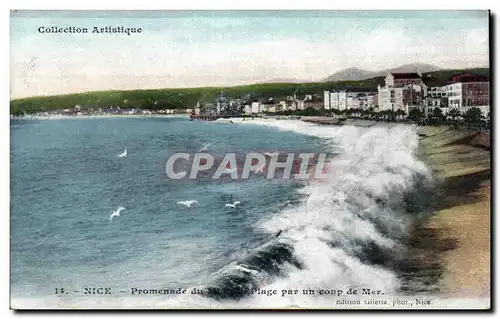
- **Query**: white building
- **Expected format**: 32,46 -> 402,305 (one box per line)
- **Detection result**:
378,86 -> 404,112
365,94 -> 378,109
251,102 -> 261,114
323,91 -> 331,109
358,94 -> 378,110
346,93 -> 362,110
378,72 -> 425,112
297,100 -> 305,110
424,73 -> 490,117
264,104 -> 276,113
279,101 -> 287,111
385,72 -> 423,87
244,104 -> 251,115
327,91 -> 347,111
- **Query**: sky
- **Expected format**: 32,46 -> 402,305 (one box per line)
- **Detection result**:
10,10 -> 489,98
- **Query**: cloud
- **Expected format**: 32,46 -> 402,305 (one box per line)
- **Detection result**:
10,14 -> 489,98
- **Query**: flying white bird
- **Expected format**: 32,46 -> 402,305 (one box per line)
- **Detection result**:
264,152 -> 279,157
118,149 -> 127,158
222,168 -> 237,174
255,164 -> 266,173
177,200 -> 199,207
199,144 -> 209,152
225,201 -> 241,208
109,206 -> 126,221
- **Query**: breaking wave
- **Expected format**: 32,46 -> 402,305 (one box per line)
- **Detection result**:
12,120 -> 437,309
157,120 -> 436,308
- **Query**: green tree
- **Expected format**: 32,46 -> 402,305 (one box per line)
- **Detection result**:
329,108 -> 339,117
395,109 -> 407,121
296,107 -> 320,116
463,107 -> 483,129
431,107 -> 445,125
408,108 -> 424,125
360,109 -> 369,119
367,107 -> 375,120
447,108 -> 461,128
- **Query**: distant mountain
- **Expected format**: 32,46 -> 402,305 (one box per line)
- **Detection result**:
323,63 -> 442,82
263,78 -> 308,83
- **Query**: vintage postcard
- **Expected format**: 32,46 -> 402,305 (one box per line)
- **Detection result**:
10,10 -> 491,310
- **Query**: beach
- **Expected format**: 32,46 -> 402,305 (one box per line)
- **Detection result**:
416,126 -> 491,300
297,117 -> 491,303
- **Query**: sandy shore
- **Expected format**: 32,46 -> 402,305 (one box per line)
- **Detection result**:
416,126 -> 490,300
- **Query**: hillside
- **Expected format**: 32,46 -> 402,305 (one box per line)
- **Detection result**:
10,68 -> 489,115
323,63 -> 442,82
421,68 -> 490,87
10,78 -> 385,115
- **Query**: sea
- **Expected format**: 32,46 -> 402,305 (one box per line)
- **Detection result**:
10,116 -> 440,309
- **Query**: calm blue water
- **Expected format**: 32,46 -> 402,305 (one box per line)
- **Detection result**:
10,117 -> 324,299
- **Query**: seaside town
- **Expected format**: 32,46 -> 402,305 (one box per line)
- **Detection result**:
15,70 -> 490,130
188,71 -> 490,128
10,9 -> 492,311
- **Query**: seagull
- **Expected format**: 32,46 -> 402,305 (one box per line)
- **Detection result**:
199,144 -> 209,152
177,200 -> 198,207
264,152 -> 279,157
255,164 -> 266,173
222,168 -> 237,174
109,206 -> 125,221
225,201 -> 241,208
118,149 -> 127,158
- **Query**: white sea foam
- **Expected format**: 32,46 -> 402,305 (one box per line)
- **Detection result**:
227,119 -> 433,307
154,119 -> 436,309
13,119 -> 455,309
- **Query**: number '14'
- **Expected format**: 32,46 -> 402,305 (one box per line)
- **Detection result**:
55,288 -> 66,294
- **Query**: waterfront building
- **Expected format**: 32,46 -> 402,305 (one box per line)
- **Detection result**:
329,91 -> 347,111
357,94 -> 378,110
384,72 -> 423,87
251,102 -> 261,114
346,93 -> 362,109
323,91 -> 331,109
244,104 -> 252,115
422,73 -> 490,117
378,72 -> 425,113
441,73 -> 489,116
297,100 -> 305,110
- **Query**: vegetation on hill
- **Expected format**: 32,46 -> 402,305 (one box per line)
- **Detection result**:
10,68 -> 489,115
421,68 -> 490,87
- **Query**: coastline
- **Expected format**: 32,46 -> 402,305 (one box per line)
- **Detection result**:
10,114 -> 189,120
415,126 -> 491,300
296,117 -> 491,303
